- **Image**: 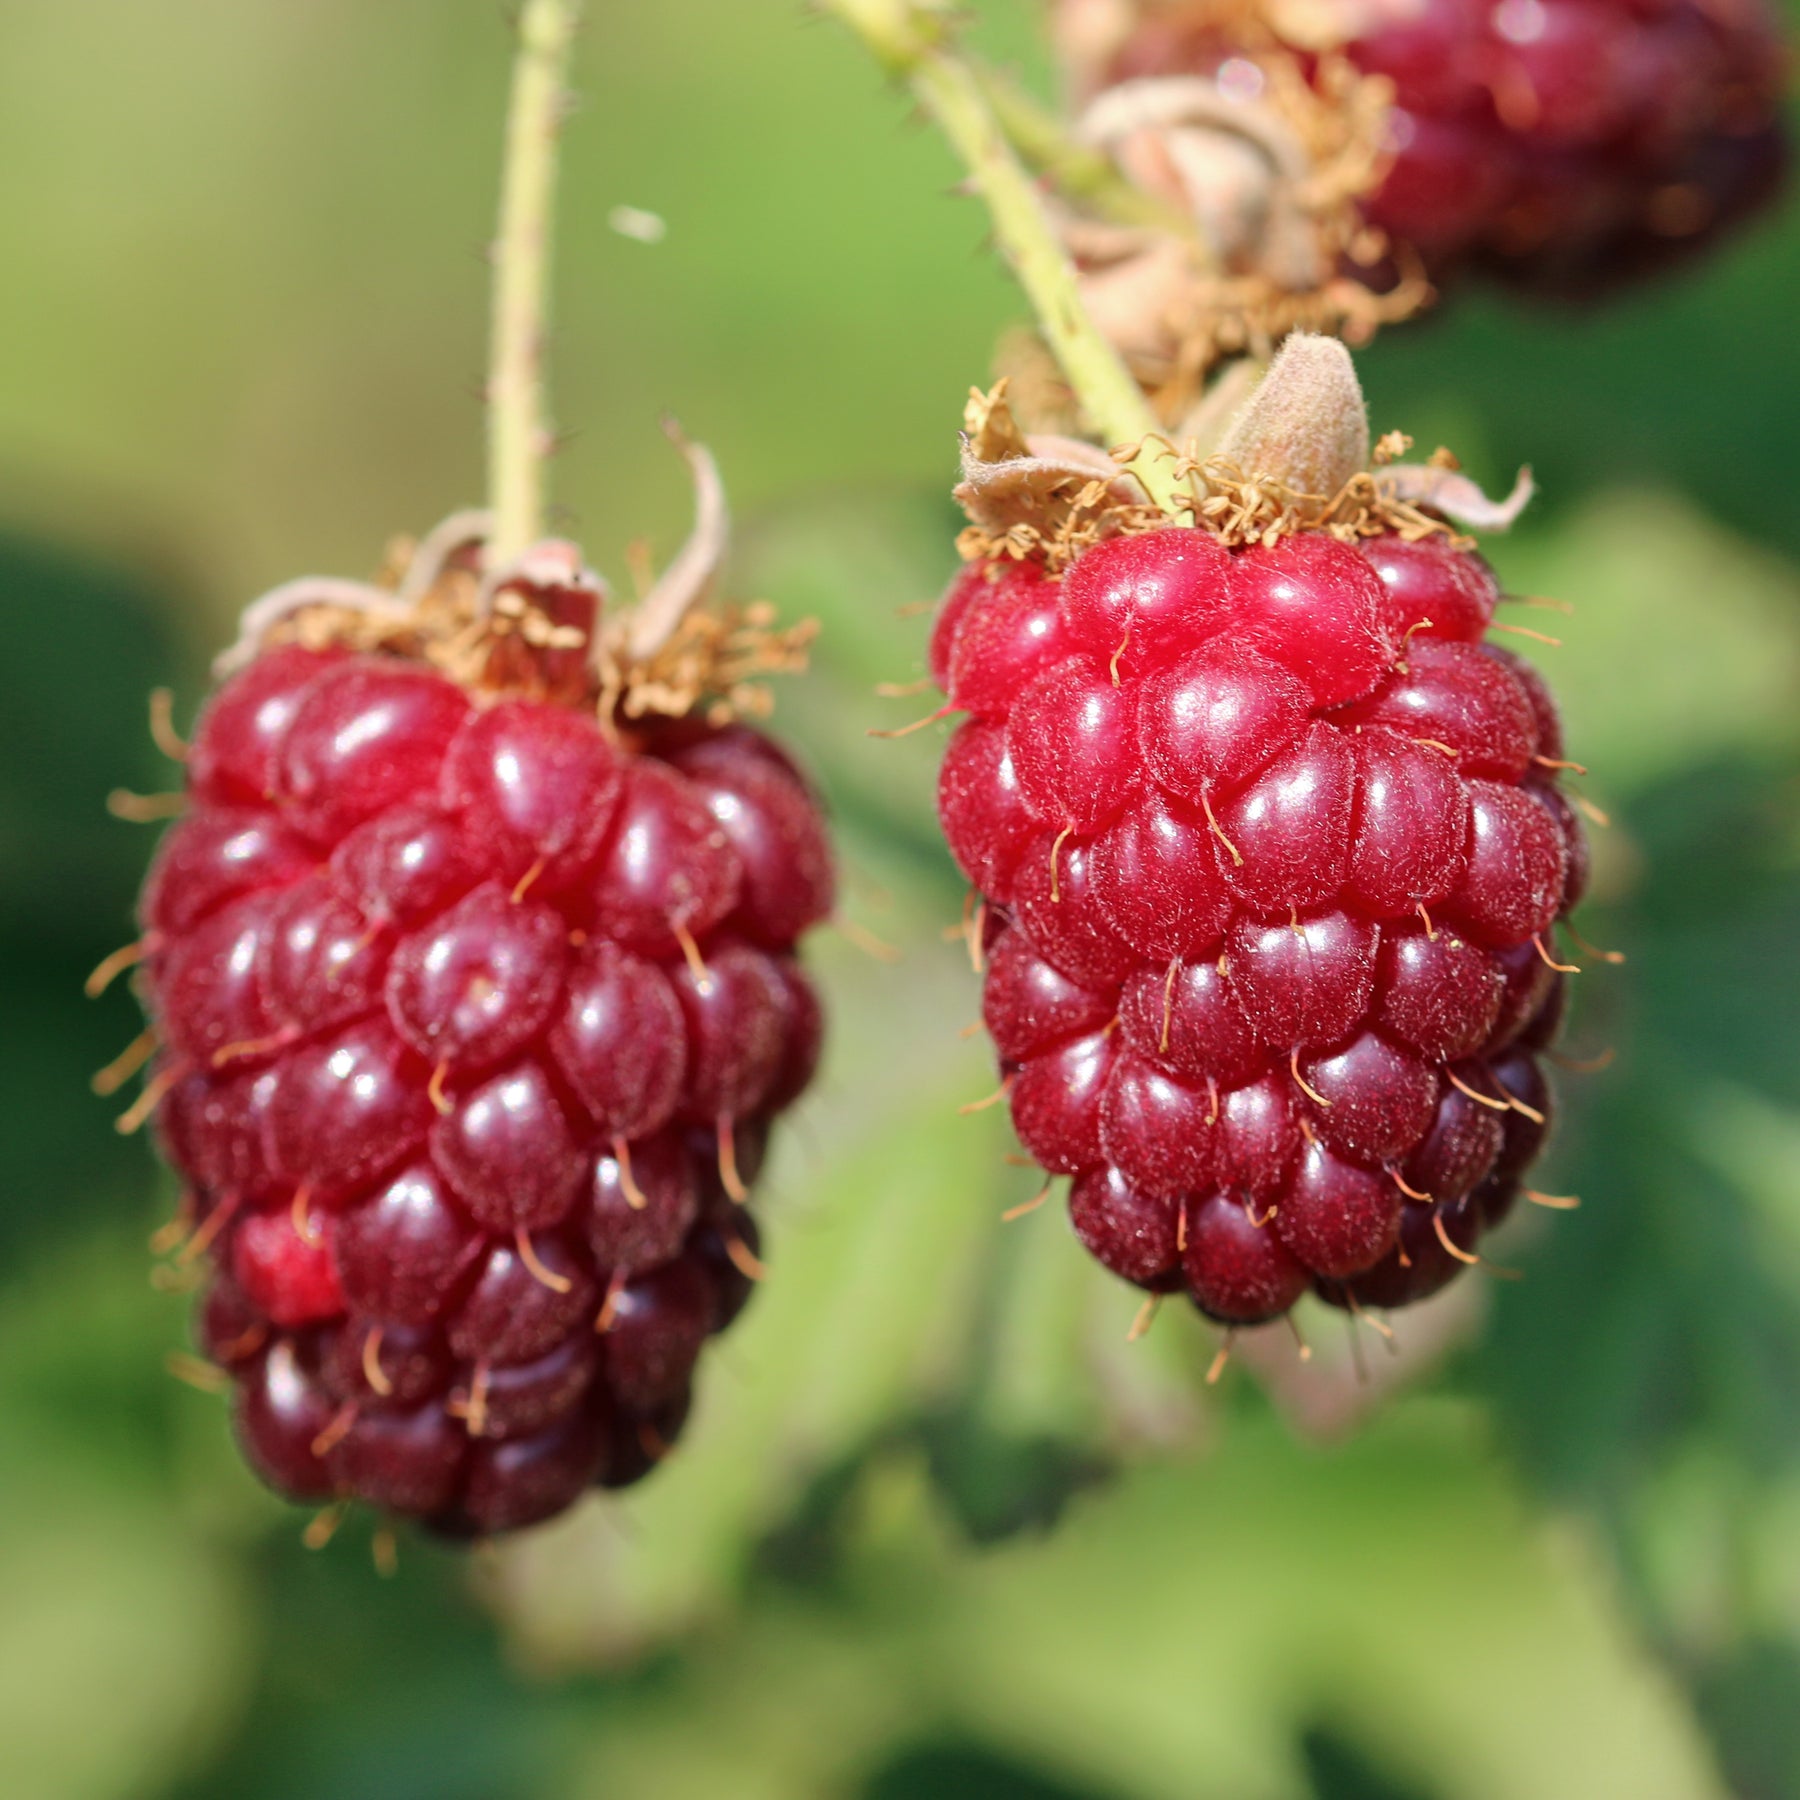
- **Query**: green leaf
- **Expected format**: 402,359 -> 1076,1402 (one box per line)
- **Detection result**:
545,1408 -> 1730,1800
927,1408 -> 1729,1800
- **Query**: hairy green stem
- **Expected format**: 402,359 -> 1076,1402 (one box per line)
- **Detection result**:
824,0 -> 1180,509
486,0 -> 582,572
975,62 -> 1195,242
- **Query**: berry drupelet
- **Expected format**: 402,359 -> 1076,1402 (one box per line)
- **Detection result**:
119,533 -> 830,1539
934,515 -> 1581,1330
1093,0 -> 1788,294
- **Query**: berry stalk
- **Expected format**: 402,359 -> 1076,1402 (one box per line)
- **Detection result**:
823,0 -> 1180,509
486,0 -> 582,572
974,60 -> 1196,241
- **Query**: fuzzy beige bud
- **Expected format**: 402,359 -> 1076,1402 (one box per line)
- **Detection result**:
1215,332 -> 1369,494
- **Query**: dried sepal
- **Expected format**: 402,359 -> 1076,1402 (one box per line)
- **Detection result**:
1042,0 -> 1431,418
1382,461 -> 1535,534
953,381 -> 1169,568
214,578 -> 412,679
1054,28 -> 1427,417
216,536 -> 602,708
212,438 -> 811,726
598,603 -> 818,734
618,428 -> 730,661
955,338 -> 1531,566
1189,335 -> 1531,542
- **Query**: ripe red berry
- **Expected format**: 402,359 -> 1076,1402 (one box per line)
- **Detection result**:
935,523 -> 1582,1328
1099,0 -> 1788,294
130,638 -> 830,1537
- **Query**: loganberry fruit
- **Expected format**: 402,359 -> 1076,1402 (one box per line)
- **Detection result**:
935,513 -> 1584,1330
1084,0 -> 1787,294
115,531 -> 830,1539
100,2 -> 838,1548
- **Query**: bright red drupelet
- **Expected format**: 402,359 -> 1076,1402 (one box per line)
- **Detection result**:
934,525 -> 1582,1326
141,649 -> 830,1536
1104,0 -> 1788,294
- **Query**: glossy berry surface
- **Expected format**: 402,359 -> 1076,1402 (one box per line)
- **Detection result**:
934,527 -> 1581,1327
1105,0 -> 1787,294
138,650 -> 830,1536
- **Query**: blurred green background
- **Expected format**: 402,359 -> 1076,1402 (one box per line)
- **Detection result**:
4,3 -> 1799,1797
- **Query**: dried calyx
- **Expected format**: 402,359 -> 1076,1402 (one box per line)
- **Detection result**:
1045,0 -> 1428,417
213,436 -> 814,729
958,333 -> 1531,570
